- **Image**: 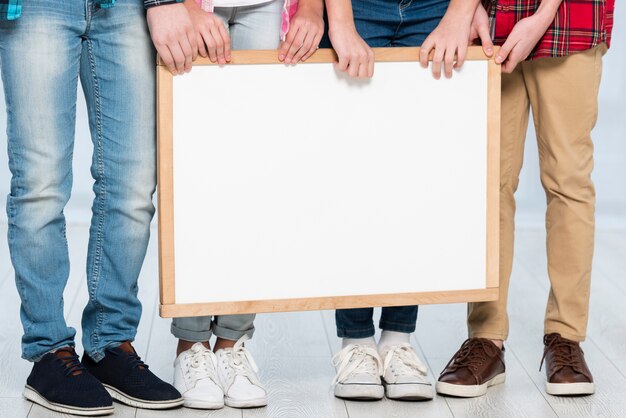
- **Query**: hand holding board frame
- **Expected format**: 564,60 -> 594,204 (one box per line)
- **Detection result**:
157,47 -> 500,318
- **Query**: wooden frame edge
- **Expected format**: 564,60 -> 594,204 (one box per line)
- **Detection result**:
157,47 -> 502,314
157,46 -> 493,67
160,288 -> 499,317
157,65 -> 176,305
486,51 -> 501,289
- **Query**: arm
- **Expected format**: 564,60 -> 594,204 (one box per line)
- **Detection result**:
184,0 -> 232,65
496,0 -> 562,73
419,0 -> 480,79
325,0 -> 374,78
279,0 -> 325,64
146,1 -> 198,75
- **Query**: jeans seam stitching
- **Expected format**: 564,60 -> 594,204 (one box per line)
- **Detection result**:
85,38 -> 107,355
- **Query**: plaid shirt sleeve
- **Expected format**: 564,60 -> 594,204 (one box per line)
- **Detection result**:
144,0 -> 185,8
484,0 -> 615,60
0,0 -> 21,20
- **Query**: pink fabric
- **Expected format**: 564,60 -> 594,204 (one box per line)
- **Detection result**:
281,0 -> 298,40
195,0 -> 298,40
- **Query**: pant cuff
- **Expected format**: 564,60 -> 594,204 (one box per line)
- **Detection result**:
171,323 -> 213,342
212,324 -> 255,341
336,326 -> 376,339
468,331 -> 508,341
378,320 -> 415,334
26,342 -> 76,363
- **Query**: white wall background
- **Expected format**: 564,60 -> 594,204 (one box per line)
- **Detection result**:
0,8 -> 624,228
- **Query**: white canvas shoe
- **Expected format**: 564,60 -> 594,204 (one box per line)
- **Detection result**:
215,336 -> 267,408
173,342 -> 224,409
380,343 -> 434,400
332,344 -> 384,400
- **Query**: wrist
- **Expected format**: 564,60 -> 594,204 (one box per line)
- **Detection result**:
443,0 -> 478,24
297,0 -> 324,16
328,22 -> 358,38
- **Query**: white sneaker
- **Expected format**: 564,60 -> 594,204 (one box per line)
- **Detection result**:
332,344 -> 384,400
215,336 -> 267,408
173,342 -> 224,409
380,343 -> 434,400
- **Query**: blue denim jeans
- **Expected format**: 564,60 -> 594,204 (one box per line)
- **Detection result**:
322,0 -> 449,48
333,0 -> 449,338
170,0 -> 283,343
0,0 -> 156,362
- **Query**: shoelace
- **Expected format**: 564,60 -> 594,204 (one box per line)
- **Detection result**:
331,344 -> 383,386
540,334 -> 590,379
188,344 -> 219,383
55,349 -> 86,376
440,338 -> 499,377
110,348 -> 149,370
382,343 -> 428,378
223,335 -> 262,387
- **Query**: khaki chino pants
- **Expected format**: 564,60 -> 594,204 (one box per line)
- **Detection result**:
468,45 -> 606,342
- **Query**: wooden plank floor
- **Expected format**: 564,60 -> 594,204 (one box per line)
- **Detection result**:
0,223 -> 624,418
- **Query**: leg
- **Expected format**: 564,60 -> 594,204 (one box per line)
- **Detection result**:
0,2 -> 118,415
393,0 -> 449,46
336,308 -> 376,339
212,314 -> 255,349
0,4 -> 83,362
320,0 -> 399,48
171,316 -> 214,354
436,65 -> 530,398
171,4 -> 284,409
467,66 -> 530,342
379,305 -> 417,334
524,46 -> 605,342
350,0 -> 398,47
76,2 -> 181,409
378,305 -> 433,401
209,0 -> 284,351
79,0 -> 157,361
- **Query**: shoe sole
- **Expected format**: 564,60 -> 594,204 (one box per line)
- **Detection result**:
435,373 -> 506,398
334,383 -> 385,400
104,384 -> 184,409
183,399 -> 225,409
224,397 -> 267,408
24,386 -> 114,416
385,383 -> 434,401
546,382 -> 595,396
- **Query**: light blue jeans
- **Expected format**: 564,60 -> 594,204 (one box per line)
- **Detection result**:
170,0 -> 282,343
0,0 -> 156,362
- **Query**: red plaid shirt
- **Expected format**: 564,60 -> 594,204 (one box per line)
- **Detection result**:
484,0 -> 615,60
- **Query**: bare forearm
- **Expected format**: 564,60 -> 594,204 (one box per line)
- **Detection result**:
442,0 -> 481,25
325,0 -> 357,31
533,0 -> 563,25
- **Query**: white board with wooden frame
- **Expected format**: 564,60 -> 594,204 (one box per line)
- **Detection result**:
157,47 -> 500,318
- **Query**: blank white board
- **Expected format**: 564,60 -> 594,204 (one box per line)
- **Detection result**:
157,48 -> 500,317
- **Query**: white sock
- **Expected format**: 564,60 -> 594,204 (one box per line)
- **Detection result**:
378,330 -> 411,353
342,336 -> 377,349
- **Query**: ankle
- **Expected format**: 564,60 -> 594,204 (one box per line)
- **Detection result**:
490,339 -> 504,350
213,337 -> 236,352
177,340 -> 209,356
342,336 -> 377,349
378,330 -> 411,352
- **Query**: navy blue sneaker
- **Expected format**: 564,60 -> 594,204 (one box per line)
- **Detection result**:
82,342 -> 183,410
24,347 -> 114,416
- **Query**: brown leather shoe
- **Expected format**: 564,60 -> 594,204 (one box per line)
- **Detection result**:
541,333 -> 594,396
436,338 -> 505,397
